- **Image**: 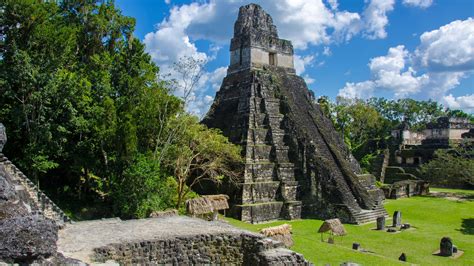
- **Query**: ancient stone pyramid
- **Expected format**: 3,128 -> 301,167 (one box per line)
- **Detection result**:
203,4 -> 386,224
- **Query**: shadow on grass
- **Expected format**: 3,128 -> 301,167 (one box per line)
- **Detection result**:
458,218 -> 474,235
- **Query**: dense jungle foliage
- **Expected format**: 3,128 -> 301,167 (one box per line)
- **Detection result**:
0,0 -> 242,219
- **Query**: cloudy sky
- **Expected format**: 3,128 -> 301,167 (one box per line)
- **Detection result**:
116,0 -> 474,116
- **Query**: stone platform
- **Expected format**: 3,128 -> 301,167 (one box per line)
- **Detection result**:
58,216 -> 310,265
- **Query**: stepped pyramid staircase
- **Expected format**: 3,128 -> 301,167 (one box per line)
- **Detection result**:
235,76 -> 302,224
0,153 -> 69,225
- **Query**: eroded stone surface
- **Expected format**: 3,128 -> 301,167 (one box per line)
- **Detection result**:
0,215 -> 58,263
58,216 -> 310,264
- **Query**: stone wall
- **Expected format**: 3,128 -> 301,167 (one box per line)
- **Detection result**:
93,232 -> 310,265
381,180 -> 430,199
0,154 -> 69,225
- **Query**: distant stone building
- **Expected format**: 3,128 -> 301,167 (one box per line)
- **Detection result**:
391,117 -> 473,150
203,4 -> 386,224
383,117 -> 473,184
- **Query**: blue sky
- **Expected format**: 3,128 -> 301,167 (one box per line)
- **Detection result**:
116,0 -> 474,115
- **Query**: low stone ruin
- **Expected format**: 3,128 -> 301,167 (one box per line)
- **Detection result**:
381,179 -> 430,199
58,216 -> 310,265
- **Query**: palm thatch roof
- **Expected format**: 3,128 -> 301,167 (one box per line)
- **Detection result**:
317,218 -> 347,236
260,224 -> 292,237
186,194 -> 229,215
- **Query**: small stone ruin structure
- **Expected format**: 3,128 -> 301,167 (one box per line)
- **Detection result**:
0,123 -> 68,224
186,194 -> 229,220
391,117 -> 473,148
203,3 -> 386,224
381,179 -> 430,199
379,117 -> 473,185
260,223 -> 294,247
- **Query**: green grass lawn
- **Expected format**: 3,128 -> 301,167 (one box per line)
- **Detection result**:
226,188 -> 473,265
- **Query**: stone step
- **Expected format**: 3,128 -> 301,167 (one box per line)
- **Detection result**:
237,201 -> 285,223
244,162 -> 276,182
280,182 -> 298,202
245,144 -> 273,161
241,181 -> 280,204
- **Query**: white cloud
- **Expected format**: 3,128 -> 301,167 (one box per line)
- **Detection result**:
294,54 -> 315,75
415,18 -> 474,72
144,3 -> 209,67
339,80 -> 376,99
369,45 -> 428,97
402,0 -> 433,9
340,45 -> 428,98
361,0 -> 395,39
323,46 -> 332,56
338,18 -> 474,112
442,94 -> 474,112
207,67 -> 228,91
164,0 -> 171,4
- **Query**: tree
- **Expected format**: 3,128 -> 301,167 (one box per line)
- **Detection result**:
0,0 -> 181,216
111,154 -> 177,218
163,115 -> 242,209
420,144 -> 474,187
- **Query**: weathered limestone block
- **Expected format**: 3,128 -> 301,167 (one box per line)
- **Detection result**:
0,215 -> 58,263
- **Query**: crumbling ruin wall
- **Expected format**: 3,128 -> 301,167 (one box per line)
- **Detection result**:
93,232 -> 310,265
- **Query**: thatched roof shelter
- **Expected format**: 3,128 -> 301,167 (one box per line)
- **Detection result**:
260,224 -> 293,247
318,218 -> 347,236
260,224 -> 292,237
186,194 -> 229,216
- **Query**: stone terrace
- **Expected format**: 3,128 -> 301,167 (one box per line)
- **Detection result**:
58,216 -> 310,265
